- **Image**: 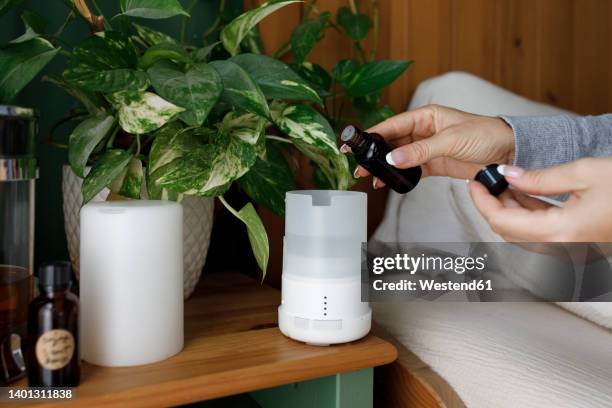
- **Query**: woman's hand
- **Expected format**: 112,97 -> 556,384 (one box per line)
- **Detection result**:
469,158 -> 612,242
348,105 -> 516,187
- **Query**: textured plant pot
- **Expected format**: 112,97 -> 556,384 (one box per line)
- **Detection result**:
61,165 -> 214,299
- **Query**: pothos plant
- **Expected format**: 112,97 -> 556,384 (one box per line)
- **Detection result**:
38,0 -> 410,279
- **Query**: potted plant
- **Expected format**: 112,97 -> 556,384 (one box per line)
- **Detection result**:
43,0 -> 412,297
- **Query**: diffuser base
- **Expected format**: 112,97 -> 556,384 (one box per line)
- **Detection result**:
278,306 -> 371,345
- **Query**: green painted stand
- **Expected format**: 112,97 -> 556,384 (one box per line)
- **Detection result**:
250,368 -> 373,408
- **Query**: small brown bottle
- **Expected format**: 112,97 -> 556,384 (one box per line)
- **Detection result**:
341,125 -> 422,193
27,262 -> 79,387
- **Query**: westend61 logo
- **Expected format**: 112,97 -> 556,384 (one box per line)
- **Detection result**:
372,253 -> 488,275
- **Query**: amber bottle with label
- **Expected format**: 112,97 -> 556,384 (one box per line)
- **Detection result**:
27,262 -> 79,387
341,125 -> 422,193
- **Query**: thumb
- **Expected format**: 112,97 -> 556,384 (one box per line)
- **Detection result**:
386,130 -> 453,169
498,161 -> 589,196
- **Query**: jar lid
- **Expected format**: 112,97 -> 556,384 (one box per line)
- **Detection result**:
474,164 -> 509,196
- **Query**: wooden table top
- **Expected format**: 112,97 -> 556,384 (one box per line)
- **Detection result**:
11,272 -> 397,407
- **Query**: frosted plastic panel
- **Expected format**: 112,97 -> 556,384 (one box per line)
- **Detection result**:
283,191 -> 366,279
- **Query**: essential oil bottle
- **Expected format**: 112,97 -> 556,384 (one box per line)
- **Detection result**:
341,125 -> 422,193
27,262 -> 79,387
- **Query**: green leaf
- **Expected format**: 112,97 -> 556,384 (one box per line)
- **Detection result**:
218,111 -> 267,145
295,139 -> 350,190
336,6 -> 371,41
290,12 -> 329,64
147,122 -> 197,200
345,60 -> 412,97
0,37 -> 58,103
64,31 -> 149,93
110,157 -> 144,199
220,0 -> 300,56
238,141 -> 294,216
11,10 -> 47,43
272,100 -> 349,189
271,101 -> 337,155
68,115 -> 115,178
332,59 -> 359,87
138,43 -> 191,70
209,60 -> 270,118
109,90 -> 184,134
291,62 -> 331,97
220,199 -> 269,278
148,122 -> 199,174
82,149 -> 133,204
193,42 -> 220,62
133,23 -> 176,46
0,0 -> 21,16
43,74 -> 105,116
358,105 -> 394,129
230,53 -> 322,105
156,112 -> 262,196
148,60 -> 223,126
120,0 -> 189,19
156,138 -> 255,196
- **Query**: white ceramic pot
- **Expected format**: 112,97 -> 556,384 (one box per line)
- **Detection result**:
61,165 -> 214,299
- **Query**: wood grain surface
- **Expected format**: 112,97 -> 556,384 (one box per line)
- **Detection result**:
9,273 -> 397,408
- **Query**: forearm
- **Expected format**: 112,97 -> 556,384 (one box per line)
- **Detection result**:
501,114 -> 612,169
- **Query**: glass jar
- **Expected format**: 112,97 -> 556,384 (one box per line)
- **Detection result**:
0,105 -> 37,384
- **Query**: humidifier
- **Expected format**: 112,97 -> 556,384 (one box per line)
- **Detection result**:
278,190 -> 372,346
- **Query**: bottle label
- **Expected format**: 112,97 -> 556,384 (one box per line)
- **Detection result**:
35,329 -> 75,371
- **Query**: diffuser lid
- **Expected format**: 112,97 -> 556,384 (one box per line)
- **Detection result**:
285,190 -> 367,241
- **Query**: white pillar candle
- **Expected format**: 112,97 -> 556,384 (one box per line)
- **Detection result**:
80,201 -> 183,367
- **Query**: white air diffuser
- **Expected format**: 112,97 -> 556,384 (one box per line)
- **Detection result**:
278,190 -> 371,346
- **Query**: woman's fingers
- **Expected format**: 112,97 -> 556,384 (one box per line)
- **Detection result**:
385,127 -> 455,169
469,181 -> 561,241
367,106 -> 436,142
498,162 -> 588,196
507,189 -> 553,210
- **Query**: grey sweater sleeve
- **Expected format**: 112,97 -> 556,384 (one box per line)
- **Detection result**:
501,114 -> 612,169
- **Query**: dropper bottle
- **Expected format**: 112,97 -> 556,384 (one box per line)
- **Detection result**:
341,125 -> 422,194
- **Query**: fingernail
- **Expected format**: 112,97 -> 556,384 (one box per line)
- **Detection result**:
465,179 -> 470,184
497,165 -> 524,178
386,150 -> 406,166
353,168 -> 360,179
340,144 -> 350,153
373,177 -> 379,189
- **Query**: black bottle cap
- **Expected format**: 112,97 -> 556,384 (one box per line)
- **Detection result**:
474,164 -> 509,196
38,261 -> 72,289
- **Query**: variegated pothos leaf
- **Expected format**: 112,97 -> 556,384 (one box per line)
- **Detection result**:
270,100 -> 337,155
109,90 -> 184,134
218,111 -> 267,145
155,112 -> 263,196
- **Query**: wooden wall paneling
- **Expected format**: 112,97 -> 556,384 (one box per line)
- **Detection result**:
538,0 -> 573,110
243,0 -> 302,55
307,0 -> 354,70
571,0 -> 610,114
450,0 -> 501,83
497,0 -> 542,102
403,0 -> 453,112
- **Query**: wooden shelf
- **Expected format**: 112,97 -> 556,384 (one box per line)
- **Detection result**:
11,272 -> 396,407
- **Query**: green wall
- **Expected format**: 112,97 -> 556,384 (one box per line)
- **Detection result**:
4,0 -> 241,266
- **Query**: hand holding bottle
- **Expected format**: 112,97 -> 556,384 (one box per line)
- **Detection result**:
348,105 -> 516,188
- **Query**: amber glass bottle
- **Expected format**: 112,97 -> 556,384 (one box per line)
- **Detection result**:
27,262 -> 79,387
341,125 -> 422,193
